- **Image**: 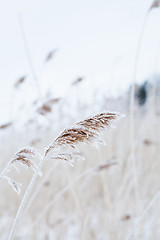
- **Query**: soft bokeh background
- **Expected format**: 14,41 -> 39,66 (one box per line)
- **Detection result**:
0,0 -> 160,123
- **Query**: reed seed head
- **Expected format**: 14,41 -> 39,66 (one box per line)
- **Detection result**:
11,147 -> 42,173
14,75 -> 27,88
45,112 -> 124,164
0,122 -> 12,130
72,77 -> 85,85
150,0 -> 160,9
37,98 -> 61,115
45,49 -> 58,62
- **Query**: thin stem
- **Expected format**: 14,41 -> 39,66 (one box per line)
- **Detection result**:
8,154 -> 46,240
26,165 -> 97,233
0,160 -> 11,181
130,11 -> 149,211
24,162 -> 59,213
126,189 -> 160,240
18,12 -> 42,100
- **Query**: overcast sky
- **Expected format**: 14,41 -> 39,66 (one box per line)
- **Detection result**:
0,0 -> 160,124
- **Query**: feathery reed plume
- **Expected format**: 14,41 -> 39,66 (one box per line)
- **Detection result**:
143,139 -> 153,146
47,98 -> 61,104
8,111 -> 124,240
11,147 -> 42,172
38,104 -> 52,115
37,98 -> 61,115
96,161 -> 118,171
0,122 -> 12,130
45,49 -> 58,62
72,77 -> 85,85
45,112 -> 123,165
0,147 -> 42,194
122,214 -> 131,221
14,75 -> 27,88
150,0 -> 160,9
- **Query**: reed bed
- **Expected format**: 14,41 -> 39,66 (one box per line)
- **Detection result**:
0,104 -> 159,239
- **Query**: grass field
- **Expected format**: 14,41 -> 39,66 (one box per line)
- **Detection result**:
0,96 -> 160,240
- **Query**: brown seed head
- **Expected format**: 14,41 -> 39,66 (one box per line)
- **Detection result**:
38,104 -> 52,115
45,112 -> 123,164
11,147 -> 42,175
122,214 -> 131,221
72,77 -> 84,85
11,148 -> 36,168
14,75 -> 27,88
150,0 -> 160,9
0,122 -> 12,130
37,98 -> 61,115
45,49 -> 58,62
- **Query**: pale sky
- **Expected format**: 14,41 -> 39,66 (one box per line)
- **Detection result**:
0,0 -> 160,124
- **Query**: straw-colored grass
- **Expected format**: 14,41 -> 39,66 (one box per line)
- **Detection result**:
0,106 -> 159,239
2,111 -> 122,240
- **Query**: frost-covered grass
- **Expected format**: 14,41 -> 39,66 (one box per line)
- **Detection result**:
0,103 -> 160,240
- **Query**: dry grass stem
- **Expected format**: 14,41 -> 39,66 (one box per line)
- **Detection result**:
4,176 -> 22,194
11,147 -> 42,171
96,161 -> 118,171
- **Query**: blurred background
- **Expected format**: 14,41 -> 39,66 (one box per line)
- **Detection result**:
0,0 -> 160,124
0,0 -> 160,239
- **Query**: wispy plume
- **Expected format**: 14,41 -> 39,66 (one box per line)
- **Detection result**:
14,75 -> 27,88
45,49 -> 58,63
45,112 -> 123,165
150,0 -> 160,9
37,98 -> 61,115
0,122 -> 12,130
0,147 -> 43,194
72,77 -> 85,86
11,147 -> 42,172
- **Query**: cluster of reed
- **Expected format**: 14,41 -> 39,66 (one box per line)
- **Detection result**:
0,111 -> 123,240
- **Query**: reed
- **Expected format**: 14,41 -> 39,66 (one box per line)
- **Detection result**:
0,147 -> 42,194
8,111 -> 123,240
